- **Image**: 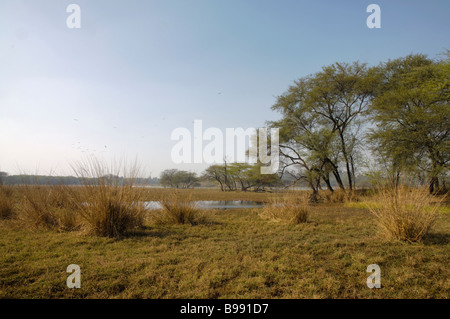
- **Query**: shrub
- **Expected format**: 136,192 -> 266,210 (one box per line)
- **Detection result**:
368,185 -> 444,242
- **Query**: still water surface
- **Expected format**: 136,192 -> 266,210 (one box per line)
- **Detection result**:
144,200 -> 264,210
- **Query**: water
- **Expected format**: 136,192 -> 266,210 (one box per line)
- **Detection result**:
144,200 -> 264,210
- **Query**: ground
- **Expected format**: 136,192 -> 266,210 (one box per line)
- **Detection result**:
1,189 -> 448,298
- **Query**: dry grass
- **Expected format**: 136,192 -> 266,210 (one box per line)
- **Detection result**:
151,191 -> 207,225
1,205 -> 448,299
367,185 -> 444,243
322,190 -> 347,203
259,192 -> 309,224
16,184 -> 80,231
0,186 -> 449,298
0,185 -> 15,219
17,185 -> 64,230
66,158 -> 146,238
140,187 -> 283,202
320,189 -> 366,204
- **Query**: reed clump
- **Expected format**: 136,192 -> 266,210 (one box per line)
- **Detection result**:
321,189 -> 363,204
18,185 -> 60,229
260,192 -> 309,224
68,158 -> 146,238
0,185 -> 15,219
368,185 -> 444,242
154,191 -> 205,225
16,184 -> 80,231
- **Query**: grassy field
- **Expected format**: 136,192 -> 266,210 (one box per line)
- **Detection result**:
140,187 -> 281,202
0,188 -> 449,298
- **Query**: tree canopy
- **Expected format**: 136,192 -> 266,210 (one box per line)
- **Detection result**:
160,169 -> 199,189
368,54 -> 449,192
270,61 -> 378,193
270,54 -> 449,193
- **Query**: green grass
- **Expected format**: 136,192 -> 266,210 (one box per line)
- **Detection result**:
1,203 -> 448,298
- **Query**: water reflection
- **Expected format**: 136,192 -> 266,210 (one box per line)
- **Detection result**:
144,200 -> 264,210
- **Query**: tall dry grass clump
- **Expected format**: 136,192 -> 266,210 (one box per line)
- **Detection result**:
17,184 -> 79,231
0,185 -> 15,219
50,185 -> 80,231
368,185 -> 444,242
321,189 -> 362,204
260,192 -> 309,224
322,190 -> 347,203
18,185 -> 59,229
155,191 -> 204,225
68,158 -> 146,238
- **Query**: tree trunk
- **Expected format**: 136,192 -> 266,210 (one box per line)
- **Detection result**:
323,174 -> 334,192
429,176 -> 439,194
350,154 -> 356,190
216,178 -> 224,191
338,132 -> 353,190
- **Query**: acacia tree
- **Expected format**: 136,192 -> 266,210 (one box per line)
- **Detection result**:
202,162 -> 280,191
227,163 -> 255,191
160,169 -> 199,188
368,54 -> 450,193
307,62 -> 376,190
202,164 -> 227,191
270,61 -> 376,192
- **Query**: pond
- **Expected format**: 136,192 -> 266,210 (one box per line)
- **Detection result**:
144,200 -> 265,210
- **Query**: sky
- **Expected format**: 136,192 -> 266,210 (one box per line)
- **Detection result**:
0,0 -> 449,178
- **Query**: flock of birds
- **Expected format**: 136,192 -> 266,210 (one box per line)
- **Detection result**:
69,90 -> 223,156
70,118 -> 109,156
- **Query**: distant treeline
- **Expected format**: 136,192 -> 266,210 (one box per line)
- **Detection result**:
0,174 -> 160,186
0,171 -> 372,189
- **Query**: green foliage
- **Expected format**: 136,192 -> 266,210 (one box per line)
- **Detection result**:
270,61 -> 377,192
368,54 -> 450,192
160,169 -> 199,188
202,162 -> 280,191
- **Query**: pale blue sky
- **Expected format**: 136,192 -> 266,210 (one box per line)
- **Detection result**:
0,0 -> 449,177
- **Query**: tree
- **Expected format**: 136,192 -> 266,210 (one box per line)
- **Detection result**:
368,54 -> 450,193
202,162 -> 280,191
227,163 -> 254,191
174,170 -> 199,189
202,165 -> 226,191
270,61 -> 376,192
246,162 -> 282,191
160,169 -> 178,188
160,169 -> 199,188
